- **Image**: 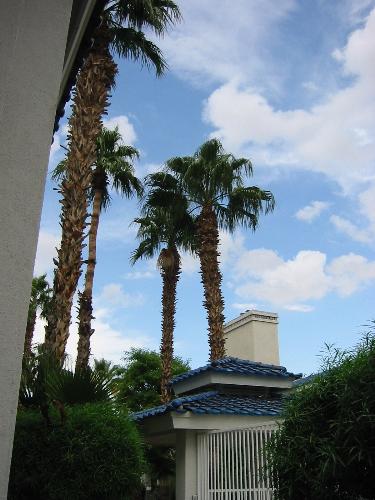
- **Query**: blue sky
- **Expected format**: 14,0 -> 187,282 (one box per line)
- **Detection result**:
35,0 -> 375,375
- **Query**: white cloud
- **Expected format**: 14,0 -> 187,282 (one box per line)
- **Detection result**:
203,8 -> 375,191
232,247 -> 375,311
327,253 -> 375,296
97,283 -> 145,308
103,115 -> 137,145
330,214 -> 372,243
330,183 -> 375,243
33,308 -> 153,366
33,230 -> 59,276
180,251 -> 200,274
99,218 -> 136,243
135,162 -> 162,179
124,270 -> 155,280
159,0 -> 296,89
231,302 -> 259,311
296,201 -> 330,222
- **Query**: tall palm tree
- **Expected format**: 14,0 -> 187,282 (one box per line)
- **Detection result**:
24,275 -> 52,360
47,0 -> 181,363
162,139 -> 275,361
53,127 -> 142,372
131,174 -> 196,402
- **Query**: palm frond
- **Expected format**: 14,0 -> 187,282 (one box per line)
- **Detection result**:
219,187 -> 275,231
110,0 -> 182,35
111,27 -> 166,76
51,159 -> 68,182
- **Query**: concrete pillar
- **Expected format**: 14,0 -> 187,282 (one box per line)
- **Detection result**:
175,430 -> 198,500
0,1 -> 73,497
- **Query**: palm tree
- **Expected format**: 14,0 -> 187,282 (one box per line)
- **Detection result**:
47,0 -> 181,364
24,275 -> 52,359
163,139 -> 275,361
53,127 -> 142,372
132,174 -> 196,402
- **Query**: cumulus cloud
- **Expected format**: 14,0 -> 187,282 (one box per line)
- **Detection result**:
203,8 -> 375,191
231,302 -> 259,311
233,248 -> 375,311
33,308 -> 153,365
124,270 -> 155,280
330,184 -> 375,243
33,230 -> 60,276
330,214 -> 373,243
295,201 -> 330,222
103,115 -> 137,145
159,0 -> 296,88
97,283 -> 145,308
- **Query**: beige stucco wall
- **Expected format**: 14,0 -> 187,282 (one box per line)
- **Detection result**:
0,1 -> 73,497
224,311 -> 280,365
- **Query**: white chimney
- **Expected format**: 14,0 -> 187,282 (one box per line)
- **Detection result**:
224,310 -> 280,365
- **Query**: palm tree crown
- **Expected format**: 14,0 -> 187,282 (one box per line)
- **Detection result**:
104,0 -> 181,75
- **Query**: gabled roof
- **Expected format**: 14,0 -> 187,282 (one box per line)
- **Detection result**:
171,356 -> 301,385
132,390 -> 284,421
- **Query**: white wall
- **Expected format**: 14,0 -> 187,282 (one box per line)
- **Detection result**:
224,310 -> 280,365
0,1 -> 73,497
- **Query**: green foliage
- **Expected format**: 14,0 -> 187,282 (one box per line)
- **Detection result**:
116,348 -> 190,412
106,0 -> 182,77
28,274 -> 52,323
53,127 -> 142,210
164,138 -> 275,231
268,329 -> 375,500
9,404 -> 145,500
19,349 -> 112,415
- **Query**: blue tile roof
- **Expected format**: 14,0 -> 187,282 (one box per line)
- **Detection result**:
171,356 -> 302,385
131,390 -> 284,421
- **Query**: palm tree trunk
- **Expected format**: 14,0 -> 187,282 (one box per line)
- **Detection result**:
197,204 -> 226,361
24,309 -> 37,359
45,22 -> 117,363
75,187 -> 102,372
159,246 -> 181,403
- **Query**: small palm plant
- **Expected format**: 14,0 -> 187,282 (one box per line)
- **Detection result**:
132,173 -> 196,402
53,127 -> 142,372
162,139 -> 275,361
24,275 -> 52,360
48,0 -> 181,364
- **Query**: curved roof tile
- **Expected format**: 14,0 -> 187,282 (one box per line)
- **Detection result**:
132,390 -> 285,421
171,356 -> 302,385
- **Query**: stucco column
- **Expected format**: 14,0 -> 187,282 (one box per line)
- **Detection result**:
176,430 -> 198,500
0,1 -> 73,497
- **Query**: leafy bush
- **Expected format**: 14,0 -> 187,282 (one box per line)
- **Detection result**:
268,331 -> 375,500
9,404 -> 145,500
116,348 -> 190,412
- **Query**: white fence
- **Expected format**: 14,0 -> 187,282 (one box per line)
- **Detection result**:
197,423 -> 278,500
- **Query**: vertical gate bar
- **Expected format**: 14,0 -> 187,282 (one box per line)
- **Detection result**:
231,431 -> 235,498
223,433 -> 228,500
209,433 -> 212,500
219,432 -> 222,500
251,430 -> 256,500
247,429 -> 252,500
235,431 -> 239,493
244,430 -> 248,496
198,435 -> 201,500
204,433 -> 210,500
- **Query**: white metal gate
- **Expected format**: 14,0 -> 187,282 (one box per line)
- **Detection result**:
197,423 -> 278,500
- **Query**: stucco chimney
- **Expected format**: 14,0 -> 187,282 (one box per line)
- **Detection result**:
224,310 -> 280,365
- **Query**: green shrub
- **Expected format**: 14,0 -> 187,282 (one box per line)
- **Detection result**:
9,403 -> 145,500
268,331 -> 375,500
